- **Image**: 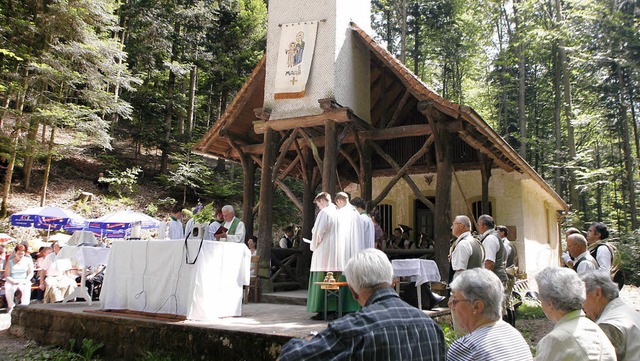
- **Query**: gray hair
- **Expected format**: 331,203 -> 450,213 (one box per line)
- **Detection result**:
343,248 -> 393,294
478,214 -> 495,229
455,215 -> 471,230
535,266 -> 585,312
580,269 -> 619,301
450,268 -> 503,320
221,205 -> 235,214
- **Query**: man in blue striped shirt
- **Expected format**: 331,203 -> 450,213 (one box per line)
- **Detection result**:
279,248 -> 446,360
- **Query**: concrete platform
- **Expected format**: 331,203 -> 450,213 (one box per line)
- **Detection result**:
8,296 -> 450,360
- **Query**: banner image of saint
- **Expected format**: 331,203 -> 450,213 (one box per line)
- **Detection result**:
274,21 -> 318,99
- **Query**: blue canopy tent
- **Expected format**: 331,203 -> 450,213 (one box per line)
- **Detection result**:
67,210 -> 160,239
10,206 -> 86,237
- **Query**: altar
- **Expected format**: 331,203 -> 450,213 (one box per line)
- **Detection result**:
100,239 -> 251,321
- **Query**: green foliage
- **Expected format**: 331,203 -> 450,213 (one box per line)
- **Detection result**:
516,299 -> 546,320
20,338 -> 104,361
101,167 -> 142,197
438,321 -> 458,348
616,230 -> 640,286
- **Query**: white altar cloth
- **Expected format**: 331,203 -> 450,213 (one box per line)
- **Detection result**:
392,259 -> 441,285
100,240 -> 250,321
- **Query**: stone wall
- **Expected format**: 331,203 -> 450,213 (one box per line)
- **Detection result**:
10,307 -> 291,361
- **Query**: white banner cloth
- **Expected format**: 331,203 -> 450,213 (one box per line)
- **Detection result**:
392,259 -> 441,286
274,21 -> 318,99
57,245 -> 110,268
100,240 -> 250,321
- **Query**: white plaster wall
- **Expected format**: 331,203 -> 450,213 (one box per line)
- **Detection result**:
264,0 -> 371,121
520,179 -> 561,277
353,168 -> 563,278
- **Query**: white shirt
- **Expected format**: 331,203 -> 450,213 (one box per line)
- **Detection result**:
594,244 -> 613,272
359,213 -> 375,250
168,218 -> 184,239
451,232 -> 476,271
481,229 -> 500,263
574,251 -> 598,275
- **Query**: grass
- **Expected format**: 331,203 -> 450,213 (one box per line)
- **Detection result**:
516,299 -> 546,320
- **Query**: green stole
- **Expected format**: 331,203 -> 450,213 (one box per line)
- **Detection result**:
227,217 -> 240,235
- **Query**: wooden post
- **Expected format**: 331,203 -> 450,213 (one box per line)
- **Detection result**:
257,129 -> 279,293
323,119 -> 337,195
361,140 -> 372,204
241,153 -> 256,239
298,148 -> 316,287
419,101 -> 454,280
480,153 -> 493,216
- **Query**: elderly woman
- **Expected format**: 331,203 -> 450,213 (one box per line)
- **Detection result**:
447,268 -> 532,361
535,266 -> 616,361
3,244 -> 35,312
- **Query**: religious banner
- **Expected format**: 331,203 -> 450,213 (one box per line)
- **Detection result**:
274,21 -> 318,99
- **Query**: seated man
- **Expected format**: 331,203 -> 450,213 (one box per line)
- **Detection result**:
39,242 -> 78,303
279,248 -> 446,360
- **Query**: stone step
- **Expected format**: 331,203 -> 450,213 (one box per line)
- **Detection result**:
272,281 -> 301,292
261,289 -> 307,306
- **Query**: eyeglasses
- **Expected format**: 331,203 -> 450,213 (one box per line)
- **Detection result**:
448,298 -> 472,307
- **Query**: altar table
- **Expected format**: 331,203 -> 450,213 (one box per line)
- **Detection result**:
100,240 -> 250,321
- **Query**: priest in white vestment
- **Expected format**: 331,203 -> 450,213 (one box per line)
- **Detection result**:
351,197 -> 375,250
168,204 -> 185,239
214,205 -> 246,243
307,192 -> 340,319
333,192 -> 364,313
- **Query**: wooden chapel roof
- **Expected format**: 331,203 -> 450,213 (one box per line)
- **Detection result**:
193,23 -> 568,211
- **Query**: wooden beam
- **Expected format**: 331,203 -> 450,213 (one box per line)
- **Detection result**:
278,155 -> 301,180
275,179 -> 303,212
385,89 -> 412,128
299,128 -> 323,170
240,124 -> 439,155
254,108 -> 350,134
458,130 -> 515,172
369,135 -> 434,208
272,128 -> 299,182
253,107 -> 271,120
339,149 -> 360,181
323,119 -> 337,195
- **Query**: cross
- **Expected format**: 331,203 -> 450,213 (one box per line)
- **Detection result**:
290,77 -> 298,85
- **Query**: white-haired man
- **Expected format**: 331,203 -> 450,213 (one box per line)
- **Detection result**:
280,248 -> 446,360
581,270 -> 640,361
566,233 -> 598,275
449,215 -> 484,282
213,205 -> 245,243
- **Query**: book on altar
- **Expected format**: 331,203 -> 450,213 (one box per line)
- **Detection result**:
214,226 -> 228,236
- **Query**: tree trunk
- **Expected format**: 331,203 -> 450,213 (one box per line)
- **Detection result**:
1,123 -> 21,217
160,22 -> 181,174
514,0 -> 527,159
553,46 -> 563,194
555,0 -> 578,210
39,126 -> 56,206
617,66 -> 638,230
187,65 -> 197,136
